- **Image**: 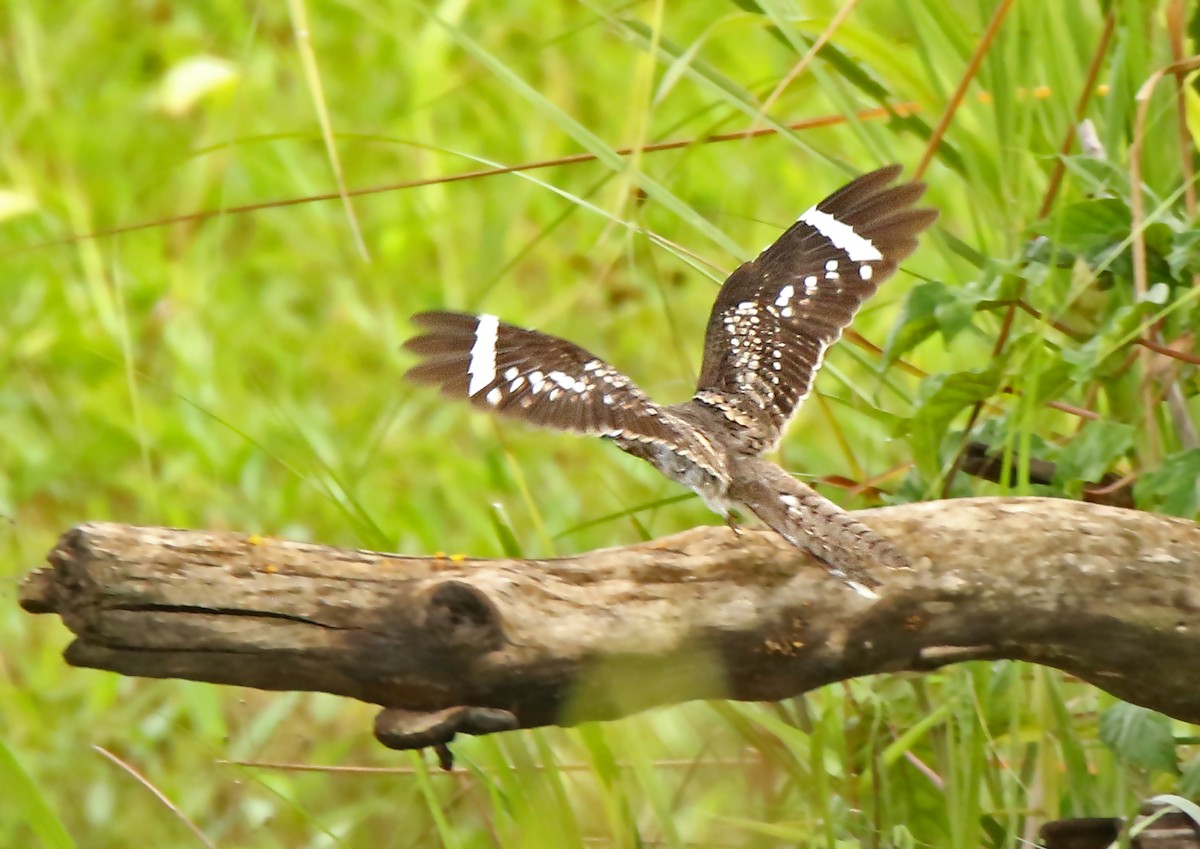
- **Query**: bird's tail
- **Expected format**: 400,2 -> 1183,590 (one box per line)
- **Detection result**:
727,458 -> 911,598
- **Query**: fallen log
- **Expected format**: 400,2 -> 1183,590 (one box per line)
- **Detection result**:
19,497 -> 1200,760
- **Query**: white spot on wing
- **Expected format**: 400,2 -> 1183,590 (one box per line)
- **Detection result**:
467,314 -> 499,397
800,207 -> 883,262
548,370 -> 576,390
485,387 -> 503,405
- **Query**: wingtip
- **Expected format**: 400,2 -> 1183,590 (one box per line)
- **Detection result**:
410,309 -> 459,327
409,310 -> 439,325
873,162 -> 905,181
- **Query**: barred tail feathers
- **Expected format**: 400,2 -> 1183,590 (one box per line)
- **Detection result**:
727,458 -> 910,598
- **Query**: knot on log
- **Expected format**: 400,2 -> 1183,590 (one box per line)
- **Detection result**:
422,581 -> 505,651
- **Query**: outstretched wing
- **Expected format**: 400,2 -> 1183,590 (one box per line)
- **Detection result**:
404,311 -> 726,478
693,165 -> 938,452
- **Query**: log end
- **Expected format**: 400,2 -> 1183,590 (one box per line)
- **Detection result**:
18,567 -> 58,613
19,524 -> 103,614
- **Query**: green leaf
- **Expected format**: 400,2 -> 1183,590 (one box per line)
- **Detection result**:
1135,448 -> 1200,517
884,284 -> 939,364
1032,197 -> 1131,260
1052,420 -> 1134,485
1144,221 -> 1176,266
1167,226 -> 1200,280
1032,195 -> 1178,286
885,280 -> 982,364
1060,299 -> 1159,382
941,229 -> 988,269
1058,154 -> 1127,198
999,331 -> 1076,409
488,502 -> 525,558
1099,702 -> 1178,774
1180,757 -> 1200,799
980,815 -> 1008,849
904,367 -> 1001,480
0,739 -> 76,849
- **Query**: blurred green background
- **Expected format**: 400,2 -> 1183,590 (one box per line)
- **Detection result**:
4,1 -> 1199,847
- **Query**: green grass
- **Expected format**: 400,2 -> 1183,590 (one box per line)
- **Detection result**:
3,0 -> 1199,846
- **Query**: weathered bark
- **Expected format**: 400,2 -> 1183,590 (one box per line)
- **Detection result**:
19,497 -> 1200,755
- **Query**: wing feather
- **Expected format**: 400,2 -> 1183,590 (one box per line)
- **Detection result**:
693,165 -> 937,451
404,311 -> 726,480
